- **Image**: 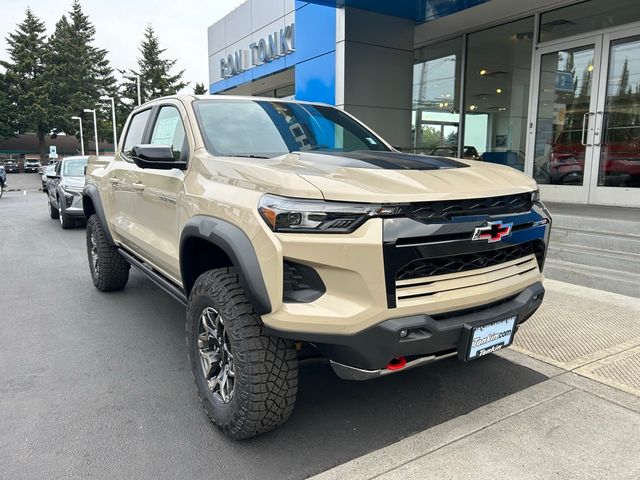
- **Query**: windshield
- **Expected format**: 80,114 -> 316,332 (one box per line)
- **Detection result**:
194,99 -> 390,158
62,158 -> 87,177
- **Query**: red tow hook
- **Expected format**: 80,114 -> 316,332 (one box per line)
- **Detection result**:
386,357 -> 407,371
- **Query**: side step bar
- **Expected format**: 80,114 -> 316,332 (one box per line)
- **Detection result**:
118,249 -> 188,306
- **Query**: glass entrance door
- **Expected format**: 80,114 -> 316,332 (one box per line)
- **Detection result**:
589,30 -> 640,206
528,26 -> 640,206
529,38 -> 603,203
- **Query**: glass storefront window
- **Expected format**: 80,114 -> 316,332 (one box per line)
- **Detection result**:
463,17 -> 535,170
412,37 -> 463,155
540,0 -> 640,43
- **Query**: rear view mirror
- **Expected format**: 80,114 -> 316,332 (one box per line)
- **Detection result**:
131,144 -> 186,170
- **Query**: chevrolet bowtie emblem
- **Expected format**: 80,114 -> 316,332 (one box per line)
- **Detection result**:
472,221 -> 513,243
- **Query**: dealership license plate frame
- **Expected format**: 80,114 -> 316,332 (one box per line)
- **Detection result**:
460,314 -> 518,361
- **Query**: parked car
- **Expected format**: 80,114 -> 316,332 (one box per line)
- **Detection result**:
24,159 -> 41,173
0,165 -> 6,196
42,163 -> 57,192
4,160 -> 19,173
46,156 -> 88,229
84,95 -> 551,440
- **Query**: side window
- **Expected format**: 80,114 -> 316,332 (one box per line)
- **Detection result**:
55,161 -> 62,176
150,106 -> 187,161
123,109 -> 151,158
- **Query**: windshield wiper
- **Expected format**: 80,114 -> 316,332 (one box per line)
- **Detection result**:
225,154 -> 272,159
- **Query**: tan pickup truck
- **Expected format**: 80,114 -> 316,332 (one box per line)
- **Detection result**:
83,94 -> 551,439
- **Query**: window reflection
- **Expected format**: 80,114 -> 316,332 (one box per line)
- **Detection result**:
463,17 -> 534,171
412,38 -> 462,155
533,46 -> 595,185
540,0 -> 640,43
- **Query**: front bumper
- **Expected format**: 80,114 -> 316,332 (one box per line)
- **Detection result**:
270,282 -> 544,377
61,189 -> 86,216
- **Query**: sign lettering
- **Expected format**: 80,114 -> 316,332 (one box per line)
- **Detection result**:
220,23 -> 295,78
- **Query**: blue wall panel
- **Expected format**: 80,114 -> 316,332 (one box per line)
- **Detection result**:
295,51 -> 336,105
293,1 -> 336,104
211,0 -> 338,104
294,2 -> 336,63
302,0 -> 489,23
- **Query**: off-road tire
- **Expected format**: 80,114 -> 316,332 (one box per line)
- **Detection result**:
186,268 -> 298,440
48,198 -> 59,219
59,197 -> 72,229
86,214 -> 130,291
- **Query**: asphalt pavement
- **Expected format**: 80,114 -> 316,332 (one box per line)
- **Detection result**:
0,179 -> 548,479
2,176 -> 639,480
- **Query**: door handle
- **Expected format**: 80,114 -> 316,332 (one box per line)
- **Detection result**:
581,112 -> 594,147
593,111 -> 604,146
108,177 -> 120,186
132,182 -> 145,193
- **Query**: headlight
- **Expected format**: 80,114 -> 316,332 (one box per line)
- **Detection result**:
258,194 -> 406,233
531,190 -> 540,202
62,185 -> 82,194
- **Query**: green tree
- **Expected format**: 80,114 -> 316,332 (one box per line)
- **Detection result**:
193,82 -> 207,95
47,1 -> 118,153
1,8 -> 52,158
0,72 -> 16,140
120,25 -> 187,108
421,126 -> 442,150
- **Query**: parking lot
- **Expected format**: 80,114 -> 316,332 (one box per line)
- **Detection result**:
2,174 -> 639,480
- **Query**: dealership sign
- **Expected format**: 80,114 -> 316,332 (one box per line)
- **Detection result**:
220,24 -> 295,78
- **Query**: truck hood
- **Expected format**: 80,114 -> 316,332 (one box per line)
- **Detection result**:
278,151 -> 536,203
207,150 -> 537,203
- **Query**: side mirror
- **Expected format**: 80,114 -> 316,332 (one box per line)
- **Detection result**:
131,144 -> 187,170
46,172 -> 59,179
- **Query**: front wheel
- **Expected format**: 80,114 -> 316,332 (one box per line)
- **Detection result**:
59,198 -> 73,229
48,198 -> 59,219
86,214 -> 130,291
186,268 -> 298,440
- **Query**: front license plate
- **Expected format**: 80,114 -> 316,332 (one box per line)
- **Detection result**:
466,315 -> 517,360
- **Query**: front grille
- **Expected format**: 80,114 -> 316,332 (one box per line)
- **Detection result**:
396,242 -> 538,282
395,252 -> 540,305
407,193 -> 533,223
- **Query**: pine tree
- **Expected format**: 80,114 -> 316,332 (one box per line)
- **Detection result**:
0,72 -> 16,140
1,9 -> 52,158
193,82 -> 207,95
47,1 -> 118,153
120,25 -> 187,108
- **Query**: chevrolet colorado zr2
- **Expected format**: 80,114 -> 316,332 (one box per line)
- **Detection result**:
82,95 -> 551,439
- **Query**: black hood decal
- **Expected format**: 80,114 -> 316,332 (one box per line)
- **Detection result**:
303,150 -> 469,170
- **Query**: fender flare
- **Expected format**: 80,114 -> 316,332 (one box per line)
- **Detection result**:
180,215 -> 272,315
82,184 -> 115,245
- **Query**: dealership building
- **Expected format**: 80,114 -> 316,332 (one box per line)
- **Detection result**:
208,0 -> 640,209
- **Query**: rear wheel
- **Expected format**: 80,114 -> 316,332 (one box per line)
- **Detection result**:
86,214 -> 130,291
186,268 -> 298,440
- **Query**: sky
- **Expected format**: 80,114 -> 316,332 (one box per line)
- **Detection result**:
0,0 -> 246,92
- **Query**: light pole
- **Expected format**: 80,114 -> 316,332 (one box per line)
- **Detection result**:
125,74 -> 141,106
71,116 -> 84,155
99,95 -> 118,152
83,109 -> 99,156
